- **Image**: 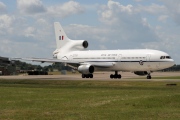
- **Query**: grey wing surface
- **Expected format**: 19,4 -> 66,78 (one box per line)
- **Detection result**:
13,58 -> 79,64
12,58 -> 115,68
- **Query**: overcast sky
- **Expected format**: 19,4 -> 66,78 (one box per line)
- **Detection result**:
0,0 -> 180,64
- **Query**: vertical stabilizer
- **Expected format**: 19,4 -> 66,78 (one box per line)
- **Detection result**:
54,22 -> 71,49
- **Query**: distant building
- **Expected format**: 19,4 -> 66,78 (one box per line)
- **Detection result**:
0,56 -> 11,65
0,56 -> 16,75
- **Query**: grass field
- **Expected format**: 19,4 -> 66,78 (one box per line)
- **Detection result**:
0,79 -> 180,120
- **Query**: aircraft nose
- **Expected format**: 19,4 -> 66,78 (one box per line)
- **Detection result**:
170,59 -> 175,67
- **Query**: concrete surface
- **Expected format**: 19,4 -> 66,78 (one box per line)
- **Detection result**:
0,72 -> 179,82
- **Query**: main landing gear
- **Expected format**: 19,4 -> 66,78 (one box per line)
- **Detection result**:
110,71 -> 121,79
147,73 -> 151,79
82,74 -> 93,78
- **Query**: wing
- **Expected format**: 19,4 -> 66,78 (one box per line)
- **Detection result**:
13,58 -> 78,64
13,58 -> 115,68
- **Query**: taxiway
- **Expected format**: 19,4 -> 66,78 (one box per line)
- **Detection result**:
0,72 -> 179,82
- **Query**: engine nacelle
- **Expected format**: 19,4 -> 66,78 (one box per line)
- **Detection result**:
82,40 -> 88,48
78,65 -> 94,74
70,40 -> 89,50
134,71 -> 148,76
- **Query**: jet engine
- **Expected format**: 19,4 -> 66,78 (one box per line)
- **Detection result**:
78,65 -> 94,74
82,40 -> 88,48
70,40 -> 89,50
134,71 -> 148,76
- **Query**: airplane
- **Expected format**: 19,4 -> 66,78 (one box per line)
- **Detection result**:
19,22 -> 175,79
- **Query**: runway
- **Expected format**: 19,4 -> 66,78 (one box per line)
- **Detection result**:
0,72 -> 180,82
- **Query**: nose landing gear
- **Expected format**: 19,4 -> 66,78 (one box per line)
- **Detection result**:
110,71 -> 121,79
147,73 -> 151,79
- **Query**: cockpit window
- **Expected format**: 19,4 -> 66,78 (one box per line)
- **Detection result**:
160,56 -> 171,59
166,56 -> 171,59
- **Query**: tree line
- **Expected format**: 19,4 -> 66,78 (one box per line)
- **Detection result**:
14,61 -> 71,72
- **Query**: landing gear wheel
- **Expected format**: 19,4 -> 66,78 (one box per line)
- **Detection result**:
118,74 -> 121,79
110,74 -> 114,79
114,74 -> 118,79
147,75 -> 151,79
82,74 -> 85,78
86,75 -> 89,78
90,74 -> 93,78
110,71 -> 121,79
82,74 -> 93,79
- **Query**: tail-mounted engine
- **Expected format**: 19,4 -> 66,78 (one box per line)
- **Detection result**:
53,40 -> 89,58
69,40 -> 89,51
82,41 -> 88,48
78,65 -> 94,74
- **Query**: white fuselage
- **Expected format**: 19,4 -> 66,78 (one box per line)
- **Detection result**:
19,22 -> 175,79
56,49 -> 175,72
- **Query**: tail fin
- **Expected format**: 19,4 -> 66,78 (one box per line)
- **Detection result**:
54,22 -> 71,49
